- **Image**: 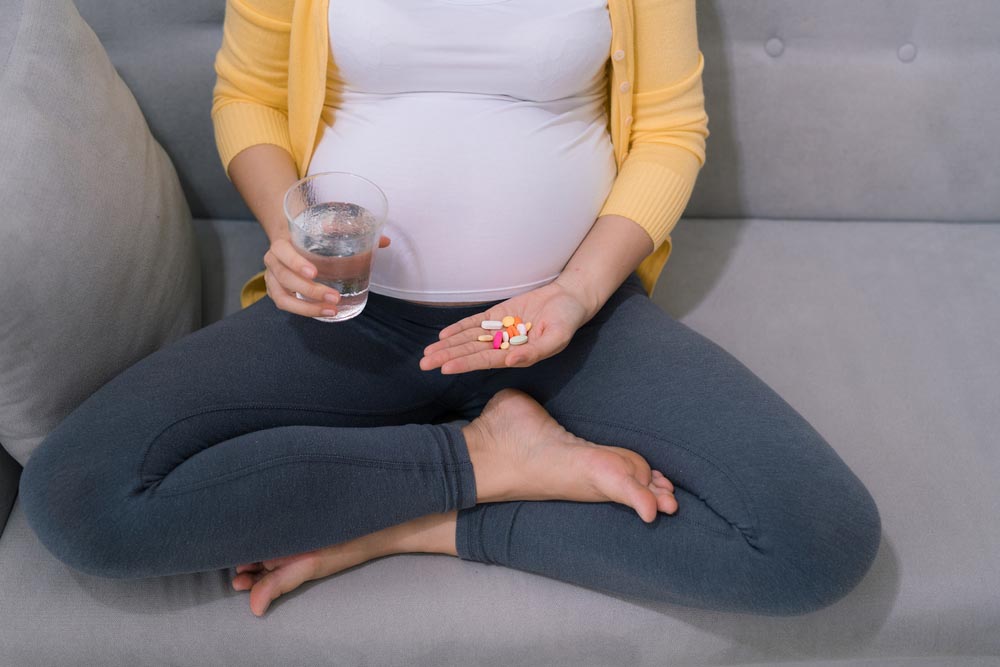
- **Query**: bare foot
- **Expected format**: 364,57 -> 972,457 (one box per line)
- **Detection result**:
231,511 -> 458,617
464,388 -> 678,523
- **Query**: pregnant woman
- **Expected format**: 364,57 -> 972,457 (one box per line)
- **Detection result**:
21,0 -> 881,619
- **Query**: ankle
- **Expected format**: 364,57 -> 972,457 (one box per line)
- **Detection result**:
462,420 -> 510,504
387,511 -> 458,557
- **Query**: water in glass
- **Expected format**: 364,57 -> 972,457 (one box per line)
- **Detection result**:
291,202 -> 381,322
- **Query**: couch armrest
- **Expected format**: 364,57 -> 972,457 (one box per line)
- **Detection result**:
0,446 -> 21,537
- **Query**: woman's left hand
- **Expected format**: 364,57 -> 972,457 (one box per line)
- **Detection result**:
419,280 -> 595,374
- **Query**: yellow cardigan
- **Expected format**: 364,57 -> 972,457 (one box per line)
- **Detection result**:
212,0 -> 709,302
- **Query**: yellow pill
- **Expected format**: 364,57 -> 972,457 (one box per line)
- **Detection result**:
501,316 -> 515,327
500,341 -> 510,350
478,334 -> 494,342
525,321 -> 532,332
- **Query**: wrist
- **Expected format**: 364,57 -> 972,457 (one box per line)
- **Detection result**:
554,269 -> 602,320
266,223 -> 291,246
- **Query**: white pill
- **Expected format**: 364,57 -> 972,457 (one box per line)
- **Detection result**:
502,331 -> 510,343
481,320 -> 503,330
516,323 -> 527,336
510,335 -> 528,346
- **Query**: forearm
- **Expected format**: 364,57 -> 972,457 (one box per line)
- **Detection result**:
227,143 -> 300,244
554,213 -> 655,319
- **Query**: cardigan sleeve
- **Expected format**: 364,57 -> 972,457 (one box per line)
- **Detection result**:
211,0 -> 295,180
598,0 -> 709,251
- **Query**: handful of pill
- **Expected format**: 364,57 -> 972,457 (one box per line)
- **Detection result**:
481,316 -> 531,350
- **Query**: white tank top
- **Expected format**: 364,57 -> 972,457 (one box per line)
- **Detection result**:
308,0 -> 616,303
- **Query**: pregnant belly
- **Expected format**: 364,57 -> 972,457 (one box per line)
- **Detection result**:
308,93 -> 617,301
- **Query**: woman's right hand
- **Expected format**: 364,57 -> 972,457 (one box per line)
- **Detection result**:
264,235 -> 390,317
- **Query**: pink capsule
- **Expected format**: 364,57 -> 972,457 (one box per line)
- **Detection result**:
492,331 -> 503,349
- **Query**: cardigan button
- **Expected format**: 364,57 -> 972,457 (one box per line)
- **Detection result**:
619,81 -> 631,93
613,49 -> 625,61
624,115 -> 633,125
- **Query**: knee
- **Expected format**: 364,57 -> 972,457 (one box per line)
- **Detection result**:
756,473 -> 883,617
20,436 -> 141,580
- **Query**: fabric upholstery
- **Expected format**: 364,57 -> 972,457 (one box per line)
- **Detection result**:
0,448 -> 18,536
74,0 -> 1000,223
0,218 -> 997,665
1,0 -> 997,663
0,0 -> 201,465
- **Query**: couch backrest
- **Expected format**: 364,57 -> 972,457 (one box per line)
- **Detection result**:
75,0 -> 1000,223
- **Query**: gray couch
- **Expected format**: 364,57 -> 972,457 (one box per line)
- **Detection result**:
2,0 -> 999,665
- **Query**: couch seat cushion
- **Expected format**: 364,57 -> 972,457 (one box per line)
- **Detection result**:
2,218 -> 997,666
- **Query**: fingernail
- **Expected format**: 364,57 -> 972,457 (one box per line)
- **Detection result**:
324,293 -> 339,303
321,309 -> 338,317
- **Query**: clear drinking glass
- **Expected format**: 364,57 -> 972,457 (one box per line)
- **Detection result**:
284,171 -> 388,322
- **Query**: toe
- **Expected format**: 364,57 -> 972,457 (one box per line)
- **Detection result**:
624,478 -> 660,523
648,483 -> 678,515
249,556 -> 320,617
651,470 -> 675,492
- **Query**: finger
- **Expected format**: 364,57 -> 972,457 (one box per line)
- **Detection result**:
423,326 -> 487,358
265,270 -> 339,319
270,238 -> 318,280
438,311 -> 495,340
267,256 -> 340,305
248,558 -> 318,617
421,334 -> 495,371
503,328 -> 563,368
440,346 -> 510,375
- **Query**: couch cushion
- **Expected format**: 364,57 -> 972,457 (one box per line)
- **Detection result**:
0,448 -> 18,536
73,0 -> 1000,223
0,0 -> 201,465
686,0 -> 1000,221
1,218 -> 996,665
191,219 -> 269,325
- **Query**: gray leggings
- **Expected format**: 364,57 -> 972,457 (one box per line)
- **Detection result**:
20,272 -> 881,616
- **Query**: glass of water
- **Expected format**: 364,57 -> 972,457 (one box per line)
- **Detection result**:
283,171 -> 388,322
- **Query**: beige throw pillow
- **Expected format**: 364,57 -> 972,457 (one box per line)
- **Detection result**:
0,0 -> 201,465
